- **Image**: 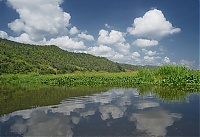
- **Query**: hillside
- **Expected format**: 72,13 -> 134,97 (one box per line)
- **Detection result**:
0,38 -> 143,74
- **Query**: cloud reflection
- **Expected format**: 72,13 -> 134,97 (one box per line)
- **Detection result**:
129,108 -> 182,136
135,100 -> 159,110
10,110 -> 73,136
99,105 -> 126,120
0,88 -> 182,136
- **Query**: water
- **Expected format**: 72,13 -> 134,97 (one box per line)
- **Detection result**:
0,86 -> 199,136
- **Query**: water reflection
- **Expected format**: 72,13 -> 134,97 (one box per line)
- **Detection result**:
129,108 -> 182,136
0,88 -> 199,136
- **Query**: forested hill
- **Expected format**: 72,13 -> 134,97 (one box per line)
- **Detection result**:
0,38 -> 145,74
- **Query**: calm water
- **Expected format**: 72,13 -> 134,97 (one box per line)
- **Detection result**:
0,87 -> 199,136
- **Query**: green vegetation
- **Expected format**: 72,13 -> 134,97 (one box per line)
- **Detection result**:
0,38 -> 143,74
0,39 -> 199,117
0,65 -> 199,87
0,38 -> 199,87
137,65 -> 200,86
0,72 -> 136,86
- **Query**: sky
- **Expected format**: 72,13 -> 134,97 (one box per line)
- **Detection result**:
0,0 -> 199,69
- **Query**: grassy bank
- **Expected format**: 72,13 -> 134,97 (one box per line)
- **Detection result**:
0,65 -> 199,87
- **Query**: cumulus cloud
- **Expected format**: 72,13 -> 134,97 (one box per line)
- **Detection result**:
9,33 -> 34,44
127,9 -> 181,39
142,48 -> 155,56
163,56 -> 170,63
115,42 -> 130,55
7,0 -> 71,41
78,32 -> 95,41
132,52 -> 141,58
0,31 -> 8,39
0,2 -> 183,66
87,45 -> 113,57
144,56 -> 154,62
69,26 -> 79,35
142,55 -> 163,65
146,50 -> 157,56
133,39 -> 158,47
48,36 -> 86,51
98,29 -> 125,44
87,45 -> 127,63
112,53 -> 125,61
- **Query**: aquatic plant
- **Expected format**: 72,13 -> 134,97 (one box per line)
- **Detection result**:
0,65 -> 199,87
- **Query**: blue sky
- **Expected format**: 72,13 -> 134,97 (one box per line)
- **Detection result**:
0,0 -> 199,69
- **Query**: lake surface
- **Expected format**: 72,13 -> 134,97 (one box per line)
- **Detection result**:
0,86 -> 199,136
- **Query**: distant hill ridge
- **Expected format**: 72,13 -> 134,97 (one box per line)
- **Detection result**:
0,38 -> 150,74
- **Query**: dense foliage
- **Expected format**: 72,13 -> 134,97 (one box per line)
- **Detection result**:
0,38 -> 142,74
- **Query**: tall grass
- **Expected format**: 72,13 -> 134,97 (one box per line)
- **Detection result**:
136,65 -> 199,86
0,65 -> 199,87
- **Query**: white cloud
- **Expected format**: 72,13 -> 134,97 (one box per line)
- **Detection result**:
8,19 -> 24,33
163,56 -> 170,63
69,26 -> 79,35
112,53 -> 125,61
105,23 -> 111,28
0,31 -> 8,39
48,36 -> 86,51
179,59 -> 195,68
142,55 -> 163,66
1,2 -> 183,67
115,42 -> 130,55
87,45 -> 113,57
127,9 -> 181,39
142,49 -> 157,56
9,33 -> 33,44
146,50 -> 157,56
7,0 -> 71,41
144,56 -> 154,62
78,32 -> 95,41
133,39 -> 158,47
98,29 -> 125,44
132,52 -> 141,58
87,45 -> 126,62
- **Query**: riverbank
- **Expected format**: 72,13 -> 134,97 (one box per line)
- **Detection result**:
0,65 -> 199,87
